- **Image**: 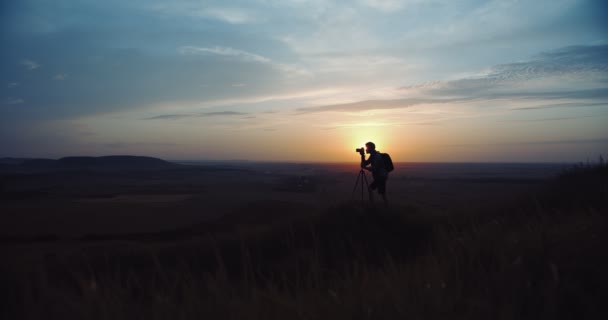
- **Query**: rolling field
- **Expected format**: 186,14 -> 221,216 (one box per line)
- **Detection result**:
1,160 -> 605,319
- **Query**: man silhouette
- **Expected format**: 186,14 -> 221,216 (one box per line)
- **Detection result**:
360,141 -> 389,206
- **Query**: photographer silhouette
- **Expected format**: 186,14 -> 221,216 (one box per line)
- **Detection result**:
360,142 -> 389,207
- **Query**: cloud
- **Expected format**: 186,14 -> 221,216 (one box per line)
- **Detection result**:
302,54 -> 409,74
2,3 -> 605,119
297,88 -> 608,114
4,98 -> 24,105
471,45 -> 607,83
315,120 -> 409,130
7,82 -> 18,88
275,0 -> 583,57
296,44 -> 608,113
510,101 -> 608,111
103,141 -> 178,149
296,98 -> 447,113
178,45 -> 309,76
446,138 -> 608,147
1,42 -> 311,120
178,46 -> 271,64
524,138 -> 608,145
202,7 -> 258,24
359,0 -> 407,12
21,59 -> 40,70
144,111 -> 247,120
496,115 -> 599,123
148,3 -> 259,24
53,73 -> 68,80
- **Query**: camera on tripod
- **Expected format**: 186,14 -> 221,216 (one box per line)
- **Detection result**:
355,147 -> 365,155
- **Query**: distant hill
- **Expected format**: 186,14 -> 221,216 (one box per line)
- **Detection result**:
0,158 -> 31,165
20,155 -> 178,170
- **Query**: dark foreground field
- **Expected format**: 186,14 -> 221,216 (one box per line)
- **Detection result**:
0,158 -> 606,319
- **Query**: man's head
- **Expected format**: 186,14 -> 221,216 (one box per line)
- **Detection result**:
365,141 -> 376,154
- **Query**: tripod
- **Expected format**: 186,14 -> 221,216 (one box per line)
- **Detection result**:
351,169 -> 370,205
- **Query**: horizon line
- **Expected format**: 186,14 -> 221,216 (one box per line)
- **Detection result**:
0,155 -> 596,165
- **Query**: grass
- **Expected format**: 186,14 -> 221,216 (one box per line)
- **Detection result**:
1,161 -> 607,319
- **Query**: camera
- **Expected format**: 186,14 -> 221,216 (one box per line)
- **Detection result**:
356,147 -> 365,155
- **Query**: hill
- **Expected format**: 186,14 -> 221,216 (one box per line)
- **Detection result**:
19,155 -> 177,171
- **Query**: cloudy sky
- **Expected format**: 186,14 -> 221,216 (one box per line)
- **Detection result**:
1,0 -> 607,162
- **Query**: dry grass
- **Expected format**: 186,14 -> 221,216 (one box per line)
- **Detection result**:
1,161 -> 606,319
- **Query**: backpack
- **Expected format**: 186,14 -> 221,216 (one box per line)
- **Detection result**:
381,153 -> 394,172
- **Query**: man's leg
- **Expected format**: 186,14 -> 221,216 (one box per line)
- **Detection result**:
378,178 -> 388,207
368,180 -> 377,204
381,193 -> 388,207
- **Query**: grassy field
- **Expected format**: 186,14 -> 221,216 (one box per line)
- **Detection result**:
1,161 -> 606,319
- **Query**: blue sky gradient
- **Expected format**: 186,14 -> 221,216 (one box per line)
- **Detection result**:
1,0 -> 607,161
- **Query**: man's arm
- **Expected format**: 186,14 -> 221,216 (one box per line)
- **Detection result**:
361,154 -> 372,169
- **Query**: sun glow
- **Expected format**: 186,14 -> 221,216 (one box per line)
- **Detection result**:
340,124 -> 393,161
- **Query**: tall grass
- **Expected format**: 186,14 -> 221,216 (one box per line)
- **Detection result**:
1,162 -> 606,319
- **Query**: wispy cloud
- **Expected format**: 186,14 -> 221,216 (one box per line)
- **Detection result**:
103,141 -> 178,149
144,111 -> 246,120
315,120 -> 407,130
359,0 -> 407,12
297,89 -> 608,114
149,4 -> 259,24
7,82 -> 18,88
510,101 -> 608,111
178,46 -> 271,64
302,54 -> 409,74
21,59 -> 40,70
177,45 -> 309,76
523,138 -> 608,146
296,98 -> 448,113
203,7 -> 258,24
53,73 -> 68,80
446,138 -> 608,147
4,98 -> 24,105
143,87 -> 348,115
296,44 -> 608,113
496,115 -> 600,123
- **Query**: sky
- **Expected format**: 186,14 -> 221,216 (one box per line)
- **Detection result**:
1,0 -> 607,162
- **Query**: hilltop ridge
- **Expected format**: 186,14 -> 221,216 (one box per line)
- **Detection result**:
16,155 -> 177,170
